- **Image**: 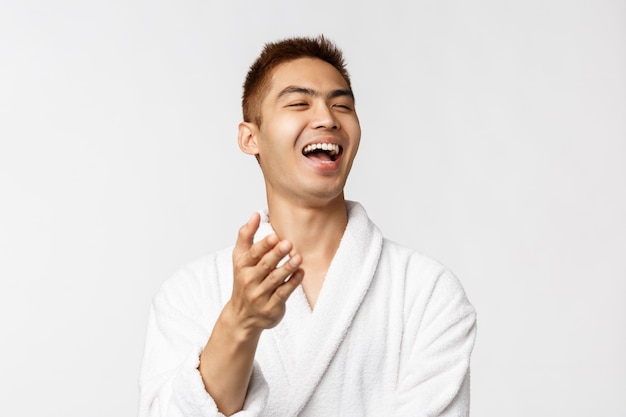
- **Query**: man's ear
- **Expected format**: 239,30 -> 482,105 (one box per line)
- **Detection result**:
238,122 -> 260,156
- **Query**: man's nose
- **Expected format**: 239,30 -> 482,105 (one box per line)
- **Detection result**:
311,103 -> 339,130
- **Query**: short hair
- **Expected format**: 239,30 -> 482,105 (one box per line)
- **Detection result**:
242,35 -> 352,125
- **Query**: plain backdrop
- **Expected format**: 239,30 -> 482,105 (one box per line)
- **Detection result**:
1,1 -> 624,416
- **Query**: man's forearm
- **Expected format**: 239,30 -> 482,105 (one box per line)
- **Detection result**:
198,303 -> 262,416
197,214 -> 303,415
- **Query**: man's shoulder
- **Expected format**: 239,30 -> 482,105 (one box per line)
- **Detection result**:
381,237 -> 444,272
154,246 -> 234,304
184,246 -> 233,274
351,201 -> 453,274
380,238 -> 471,305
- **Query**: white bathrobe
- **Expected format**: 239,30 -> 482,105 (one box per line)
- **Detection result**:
139,201 -> 476,417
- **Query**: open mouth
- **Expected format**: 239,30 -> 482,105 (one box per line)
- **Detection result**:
302,143 -> 342,162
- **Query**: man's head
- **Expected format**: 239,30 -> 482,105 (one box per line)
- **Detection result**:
238,36 -> 360,208
242,35 -> 352,126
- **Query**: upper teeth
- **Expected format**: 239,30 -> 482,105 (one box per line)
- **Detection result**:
303,143 -> 340,156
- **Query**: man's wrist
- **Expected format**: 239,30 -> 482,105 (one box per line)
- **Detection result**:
217,301 -> 263,346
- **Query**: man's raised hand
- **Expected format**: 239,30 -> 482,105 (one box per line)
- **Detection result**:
199,213 -> 303,415
227,212 -> 304,333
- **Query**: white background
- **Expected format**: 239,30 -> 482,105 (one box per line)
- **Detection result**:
1,1 -> 625,416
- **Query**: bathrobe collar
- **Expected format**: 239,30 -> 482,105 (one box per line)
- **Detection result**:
255,200 -> 384,415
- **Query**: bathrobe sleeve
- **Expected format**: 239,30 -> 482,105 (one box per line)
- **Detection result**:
396,256 -> 477,417
138,256 -> 270,417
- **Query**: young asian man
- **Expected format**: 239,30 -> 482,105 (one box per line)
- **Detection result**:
139,35 -> 476,417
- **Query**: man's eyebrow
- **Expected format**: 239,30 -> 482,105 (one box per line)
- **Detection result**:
277,86 -> 318,99
276,86 -> 354,100
328,89 -> 354,100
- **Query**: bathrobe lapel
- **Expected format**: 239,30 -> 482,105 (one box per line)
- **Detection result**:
271,201 -> 384,416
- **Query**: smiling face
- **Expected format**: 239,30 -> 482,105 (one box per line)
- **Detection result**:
239,57 -> 361,208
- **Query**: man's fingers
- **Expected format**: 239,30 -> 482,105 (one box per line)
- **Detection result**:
272,268 -> 305,303
233,215 -> 295,274
254,239 -> 293,270
248,235 -> 282,263
238,236 -> 291,276
259,253 -> 302,291
233,213 -> 261,259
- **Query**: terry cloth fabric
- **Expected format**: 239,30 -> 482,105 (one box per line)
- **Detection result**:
139,201 -> 477,417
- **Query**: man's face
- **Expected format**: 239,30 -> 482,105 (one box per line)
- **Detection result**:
249,57 -> 361,206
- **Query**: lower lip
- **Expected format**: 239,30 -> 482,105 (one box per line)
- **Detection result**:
302,153 -> 343,172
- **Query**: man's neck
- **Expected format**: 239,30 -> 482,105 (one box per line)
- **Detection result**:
266,195 -> 348,308
266,195 -> 348,259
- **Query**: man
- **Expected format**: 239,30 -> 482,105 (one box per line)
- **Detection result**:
139,35 -> 476,417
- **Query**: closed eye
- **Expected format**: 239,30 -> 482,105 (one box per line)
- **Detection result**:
333,103 -> 353,111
